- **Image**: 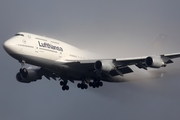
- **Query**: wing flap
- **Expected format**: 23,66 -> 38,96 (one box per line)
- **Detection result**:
135,63 -> 147,70
117,66 -> 133,74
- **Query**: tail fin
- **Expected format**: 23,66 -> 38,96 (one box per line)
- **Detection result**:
150,34 -> 167,54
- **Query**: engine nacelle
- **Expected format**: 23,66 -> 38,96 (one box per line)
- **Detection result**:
16,68 -> 42,83
145,56 -> 166,68
94,60 -> 114,72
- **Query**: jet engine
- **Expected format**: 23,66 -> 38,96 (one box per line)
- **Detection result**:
16,68 -> 42,83
145,56 -> 166,68
94,60 -> 114,72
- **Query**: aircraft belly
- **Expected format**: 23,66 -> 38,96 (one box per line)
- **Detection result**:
10,53 -> 55,68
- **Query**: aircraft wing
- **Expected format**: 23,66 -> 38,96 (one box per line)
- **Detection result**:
64,52 -> 180,77
115,52 -> 180,66
37,52 -> 180,82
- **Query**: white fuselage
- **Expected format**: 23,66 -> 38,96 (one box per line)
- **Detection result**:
4,33 -> 92,64
3,32 -> 164,82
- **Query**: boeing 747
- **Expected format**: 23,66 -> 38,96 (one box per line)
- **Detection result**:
3,32 -> 180,91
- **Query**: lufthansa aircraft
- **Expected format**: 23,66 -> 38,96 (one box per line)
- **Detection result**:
3,32 -> 180,91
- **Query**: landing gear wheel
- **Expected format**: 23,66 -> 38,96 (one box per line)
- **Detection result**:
89,82 -> 93,87
62,85 -> 69,91
60,81 -> 64,86
77,83 -> 81,88
62,86 -> 66,91
84,84 -> 88,89
81,85 -> 84,89
65,86 -> 69,90
99,82 -> 103,86
60,80 -> 68,86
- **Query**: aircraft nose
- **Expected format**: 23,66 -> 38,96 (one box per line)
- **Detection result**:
3,40 -> 10,51
3,39 -> 15,53
3,40 -> 11,51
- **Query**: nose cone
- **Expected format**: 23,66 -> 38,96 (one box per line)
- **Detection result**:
3,39 -> 15,54
3,40 -> 10,50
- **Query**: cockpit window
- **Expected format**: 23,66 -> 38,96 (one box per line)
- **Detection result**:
14,34 -> 24,36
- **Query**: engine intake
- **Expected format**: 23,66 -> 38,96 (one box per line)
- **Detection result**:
16,68 -> 42,83
145,56 -> 166,68
94,60 -> 114,72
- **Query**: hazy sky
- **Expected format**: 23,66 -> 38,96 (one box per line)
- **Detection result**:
1,0 -> 180,120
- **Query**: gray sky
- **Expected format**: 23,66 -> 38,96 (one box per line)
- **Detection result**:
1,0 -> 180,120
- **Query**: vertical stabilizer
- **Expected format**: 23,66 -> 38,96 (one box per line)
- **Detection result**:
150,34 -> 167,54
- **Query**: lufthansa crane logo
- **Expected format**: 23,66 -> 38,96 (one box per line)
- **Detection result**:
22,39 -> 26,44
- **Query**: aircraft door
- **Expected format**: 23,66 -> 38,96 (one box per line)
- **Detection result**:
59,51 -> 65,60
19,38 -> 27,54
59,51 -> 62,59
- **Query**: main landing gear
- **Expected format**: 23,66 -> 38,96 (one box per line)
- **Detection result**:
89,81 -> 103,88
59,80 -> 69,91
77,82 -> 88,89
77,79 -> 103,90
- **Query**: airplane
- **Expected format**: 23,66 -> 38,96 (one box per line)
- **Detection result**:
3,32 -> 180,91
